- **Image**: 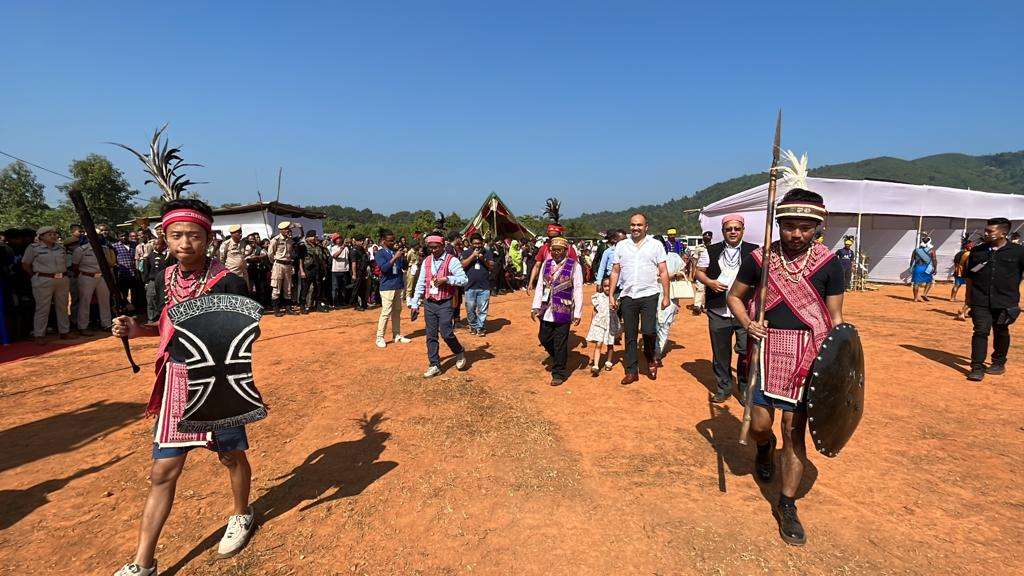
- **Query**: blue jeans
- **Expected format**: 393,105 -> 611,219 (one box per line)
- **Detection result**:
464,288 -> 490,331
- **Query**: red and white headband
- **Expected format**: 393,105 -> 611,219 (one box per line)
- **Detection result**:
162,209 -> 213,233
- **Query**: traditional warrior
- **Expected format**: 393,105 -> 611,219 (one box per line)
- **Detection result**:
267,221 -> 296,316
695,214 -> 759,403
530,237 -> 583,386
527,198 -> 577,292
408,233 -> 469,377
727,187 -> 846,546
110,127 -> 266,574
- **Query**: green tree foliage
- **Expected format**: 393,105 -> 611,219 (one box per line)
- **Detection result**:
0,161 -> 51,229
57,154 -> 138,228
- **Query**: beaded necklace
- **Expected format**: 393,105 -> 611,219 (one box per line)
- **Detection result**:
167,260 -> 214,305
770,244 -> 818,284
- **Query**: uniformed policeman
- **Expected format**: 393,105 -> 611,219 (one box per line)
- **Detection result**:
21,226 -> 73,343
267,221 -> 296,316
218,224 -> 250,285
72,238 -> 113,334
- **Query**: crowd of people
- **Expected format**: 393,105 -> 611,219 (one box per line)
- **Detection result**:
3,191 -> 1021,576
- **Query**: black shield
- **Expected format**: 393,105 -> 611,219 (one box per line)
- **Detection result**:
168,293 -> 267,433
806,323 -> 865,457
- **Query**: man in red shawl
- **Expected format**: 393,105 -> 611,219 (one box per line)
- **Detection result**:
111,199 -> 256,576
727,188 -> 846,547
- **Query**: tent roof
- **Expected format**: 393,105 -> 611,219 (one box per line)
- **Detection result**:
701,177 -> 1024,221
461,192 -> 536,239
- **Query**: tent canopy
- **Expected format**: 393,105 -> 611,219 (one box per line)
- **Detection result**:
699,177 -> 1024,283
462,192 -> 536,240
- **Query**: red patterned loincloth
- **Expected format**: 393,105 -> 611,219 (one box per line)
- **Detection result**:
761,327 -> 810,402
154,362 -> 211,448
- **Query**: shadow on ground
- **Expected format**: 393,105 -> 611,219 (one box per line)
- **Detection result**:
162,412 -> 397,575
0,401 -> 145,474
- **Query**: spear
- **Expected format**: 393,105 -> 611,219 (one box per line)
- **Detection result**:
739,109 -> 782,445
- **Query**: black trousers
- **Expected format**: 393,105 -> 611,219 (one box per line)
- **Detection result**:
332,271 -> 351,306
620,294 -> 658,374
301,271 -> 324,310
708,309 -> 748,394
539,320 -> 570,380
424,298 -> 464,367
970,306 -> 1012,368
350,273 -> 368,309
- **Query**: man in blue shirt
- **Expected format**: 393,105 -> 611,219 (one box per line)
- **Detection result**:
595,229 -> 626,291
460,233 -> 494,336
373,229 -> 410,348
409,233 -> 469,378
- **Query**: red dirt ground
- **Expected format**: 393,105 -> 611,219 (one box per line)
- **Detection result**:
1,285 -> 1021,575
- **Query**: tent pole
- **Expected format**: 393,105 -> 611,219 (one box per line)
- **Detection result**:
916,214 -> 923,241
855,211 -> 863,290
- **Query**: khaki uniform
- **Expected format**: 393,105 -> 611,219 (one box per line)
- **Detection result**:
268,233 -> 295,300
23,241 -> 70,337
72,244 -> 112,329
218,236 -> 249,281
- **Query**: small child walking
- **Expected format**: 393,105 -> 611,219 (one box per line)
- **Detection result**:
586,277 -> 620,376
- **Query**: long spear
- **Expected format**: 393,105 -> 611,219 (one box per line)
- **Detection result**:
739,109 -> 782,445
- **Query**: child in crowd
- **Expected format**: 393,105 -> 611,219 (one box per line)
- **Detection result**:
586,276 -> 619,375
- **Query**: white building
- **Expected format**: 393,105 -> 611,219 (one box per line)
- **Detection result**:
129,202 -> 326,239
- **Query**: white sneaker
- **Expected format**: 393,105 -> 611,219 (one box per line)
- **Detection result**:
423,365 -> 442,378
455,353 -> 467,370
394,335 -> 411,344
113,563 -> 156,576
217,506 -> 255,558
375,337 -> 387,348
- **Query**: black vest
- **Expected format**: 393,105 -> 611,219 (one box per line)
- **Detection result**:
704,241 -> 759,309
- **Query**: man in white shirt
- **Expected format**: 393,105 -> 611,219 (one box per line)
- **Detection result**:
694,214 -> 759,403
609,213 -> 671,385
329,234 -> 351,307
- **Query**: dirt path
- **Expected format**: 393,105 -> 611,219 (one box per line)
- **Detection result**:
1,285 -> 1021,575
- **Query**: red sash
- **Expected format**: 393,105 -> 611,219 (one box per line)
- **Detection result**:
748,243 -> 834,402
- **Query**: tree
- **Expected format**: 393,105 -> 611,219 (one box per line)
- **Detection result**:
57,154 -> 137,228
0,161 -> 51,229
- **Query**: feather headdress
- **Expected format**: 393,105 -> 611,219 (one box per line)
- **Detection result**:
543,197 -> 562,224
110,124 -> 204,201
435,211 -> 447,231
777,150 -> 809,190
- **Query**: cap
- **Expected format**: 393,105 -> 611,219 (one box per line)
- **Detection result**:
228,224 -> 242,233
666,228 -> 677,235
278,221 -> 292,230
36,225 -> 57,237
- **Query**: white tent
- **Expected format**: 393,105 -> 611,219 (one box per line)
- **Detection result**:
699,177 -> 1024,283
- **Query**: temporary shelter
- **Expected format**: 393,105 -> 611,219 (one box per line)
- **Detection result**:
699,177 -> 1024,283
461,192 -> 536,240
135,201 -> 326,239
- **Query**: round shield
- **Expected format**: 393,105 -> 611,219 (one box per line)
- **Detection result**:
806,323 -> 865,458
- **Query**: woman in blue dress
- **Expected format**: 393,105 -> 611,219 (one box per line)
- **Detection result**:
910,234 -> 938,302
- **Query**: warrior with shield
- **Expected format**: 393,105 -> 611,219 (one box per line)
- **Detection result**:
727,186 -> 850,546
110,128 -> 266,575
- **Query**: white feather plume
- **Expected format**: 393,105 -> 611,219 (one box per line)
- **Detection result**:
777,149 -> 809,190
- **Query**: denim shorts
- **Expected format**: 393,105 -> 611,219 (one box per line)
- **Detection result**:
954,276 -> 967,286
752,385 -> 805,413
152,426 -> 249,460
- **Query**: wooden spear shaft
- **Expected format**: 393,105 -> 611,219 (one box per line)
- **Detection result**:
739,109 -> 782,445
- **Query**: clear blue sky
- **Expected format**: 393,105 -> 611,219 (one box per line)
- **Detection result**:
3,1 -> 1022,217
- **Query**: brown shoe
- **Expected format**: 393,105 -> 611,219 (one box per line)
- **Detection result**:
78,329 -> 91,337
550,377 -> 565,387
59,332 -> 74,340
620,373 -> 639,386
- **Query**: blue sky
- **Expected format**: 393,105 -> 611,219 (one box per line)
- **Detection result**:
2,1 -> 1022,217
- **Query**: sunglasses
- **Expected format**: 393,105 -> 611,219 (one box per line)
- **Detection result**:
722,227 -> 744,232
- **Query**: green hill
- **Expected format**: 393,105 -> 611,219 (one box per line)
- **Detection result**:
568,151 -> 1024,235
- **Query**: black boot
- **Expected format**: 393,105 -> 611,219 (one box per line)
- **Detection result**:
755,434 -> 776,483
986,363 -> 1005,375
274,299 -> 285,317
967,365 -> 986,381
777,495 -> 806,546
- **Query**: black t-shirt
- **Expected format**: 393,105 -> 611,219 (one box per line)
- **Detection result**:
460,248 -> 493,291
735,252 -> 845,330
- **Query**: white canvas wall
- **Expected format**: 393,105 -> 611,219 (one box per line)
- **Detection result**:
699,177 -> 1024,283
